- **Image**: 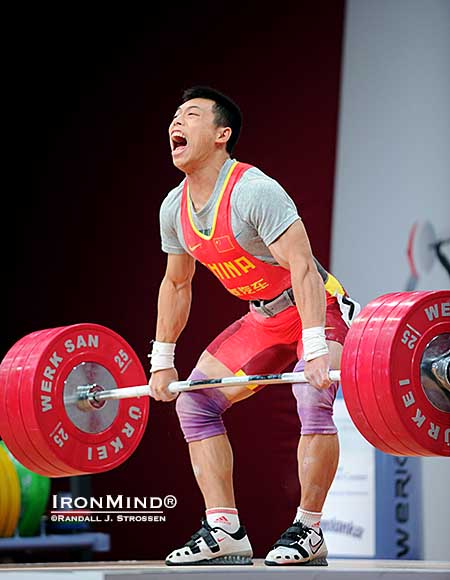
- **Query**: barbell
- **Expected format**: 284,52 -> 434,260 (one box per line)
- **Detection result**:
0,290 -> 448,478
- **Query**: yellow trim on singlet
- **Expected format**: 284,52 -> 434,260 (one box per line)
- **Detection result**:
324,272 -> 345,297
235,369 -> 259,391
187,160 -> 239,240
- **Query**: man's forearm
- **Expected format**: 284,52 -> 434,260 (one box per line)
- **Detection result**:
155,275 -> 192,343
290,259 -> 326,329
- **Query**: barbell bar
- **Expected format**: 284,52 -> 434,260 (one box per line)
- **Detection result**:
0,290 -> 449,478
76,370 -> 343,405
76,360 -> 449,405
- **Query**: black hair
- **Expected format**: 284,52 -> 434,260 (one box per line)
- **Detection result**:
181,86 -> 242,154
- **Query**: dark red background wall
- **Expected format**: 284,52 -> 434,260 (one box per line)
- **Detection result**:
4,3 -> 344,560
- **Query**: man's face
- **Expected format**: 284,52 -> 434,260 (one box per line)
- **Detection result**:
168,98 -> 224,171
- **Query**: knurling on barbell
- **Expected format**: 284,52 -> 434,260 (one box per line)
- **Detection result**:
0,290 -> 448,478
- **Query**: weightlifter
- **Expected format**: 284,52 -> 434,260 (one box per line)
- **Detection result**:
149,86 -> 360,566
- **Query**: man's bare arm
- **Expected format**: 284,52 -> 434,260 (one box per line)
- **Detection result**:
269,220 -> 325,327
156,252 -> 196,342
269,219 -> 331,389
150,253 -> 195,401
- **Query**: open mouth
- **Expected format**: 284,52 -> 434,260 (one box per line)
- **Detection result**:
171,131 -> 188,155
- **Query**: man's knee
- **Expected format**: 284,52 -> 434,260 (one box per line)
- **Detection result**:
292,360 -> 338,435
175,368 -> 232,442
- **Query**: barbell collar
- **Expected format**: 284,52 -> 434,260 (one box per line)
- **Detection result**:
91,384 -> 151,402
430,355 -> 450,394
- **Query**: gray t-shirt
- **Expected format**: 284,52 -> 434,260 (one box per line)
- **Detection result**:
159,158 -> 300,265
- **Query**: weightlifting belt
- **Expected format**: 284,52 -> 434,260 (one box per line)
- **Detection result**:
250,287 -> 296,317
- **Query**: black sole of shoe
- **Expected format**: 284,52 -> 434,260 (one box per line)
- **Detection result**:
166,555 -> 253,566
265,557 -> 328,566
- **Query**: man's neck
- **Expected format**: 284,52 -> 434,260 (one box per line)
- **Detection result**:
186,152 -> 230,211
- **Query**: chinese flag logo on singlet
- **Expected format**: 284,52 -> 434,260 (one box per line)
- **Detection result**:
213,236 -> 235,253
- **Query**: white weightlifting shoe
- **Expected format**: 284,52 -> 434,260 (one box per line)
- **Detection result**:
265,521 -> 328,566
165,518 -> 253,566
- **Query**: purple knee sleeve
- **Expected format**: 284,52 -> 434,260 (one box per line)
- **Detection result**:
175,368 -> 232,443
292,360 -> 338,435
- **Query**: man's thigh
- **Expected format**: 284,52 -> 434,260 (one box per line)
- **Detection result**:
195,308 -> 300,403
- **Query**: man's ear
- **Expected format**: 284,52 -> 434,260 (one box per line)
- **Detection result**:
216,127 -> 232,145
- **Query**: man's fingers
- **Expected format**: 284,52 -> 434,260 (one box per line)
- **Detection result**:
148,382 -> 178,402
304,371 -> 333,390
304,354 -> 334,389
149,368 -> 179,402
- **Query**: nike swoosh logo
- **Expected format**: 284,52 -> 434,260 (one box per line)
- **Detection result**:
309,537 -> 324,554
217,537 -> 225,542
188,243 -> 201,251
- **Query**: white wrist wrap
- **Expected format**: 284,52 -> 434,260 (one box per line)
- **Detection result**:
302,326 -> 329,362
149,341 -> 176,372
